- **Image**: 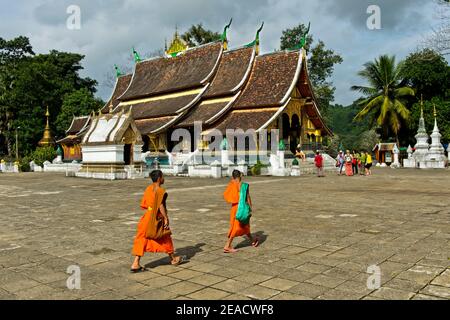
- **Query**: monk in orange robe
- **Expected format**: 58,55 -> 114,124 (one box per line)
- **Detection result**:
131,170 -> 182,272
223,170 -> 259,253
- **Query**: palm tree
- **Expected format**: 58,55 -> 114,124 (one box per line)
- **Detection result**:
351,55 -> 414,143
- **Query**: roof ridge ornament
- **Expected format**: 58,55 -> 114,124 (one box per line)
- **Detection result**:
221,18 -> 233,50
290,22 -> 311,51
245,22 -> 264,55
114,64 -> 122,78
132,47 -> 141,63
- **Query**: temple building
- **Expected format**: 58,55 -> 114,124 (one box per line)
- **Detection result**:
57,115 -> 91,162
68,22 -> 332,178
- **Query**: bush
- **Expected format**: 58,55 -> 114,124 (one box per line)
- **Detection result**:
19,156 -> 32,172
249,161 -> 268,176
31,146 -> 56,167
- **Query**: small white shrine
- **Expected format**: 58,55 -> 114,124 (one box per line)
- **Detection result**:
75,108 -> 144,179
404,104 -> 447,169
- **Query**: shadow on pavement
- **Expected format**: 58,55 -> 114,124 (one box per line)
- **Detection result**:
235,231 -> 268,249
144,243 -> 206,268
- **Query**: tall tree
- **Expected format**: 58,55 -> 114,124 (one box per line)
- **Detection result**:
0,37 -> 101,156
402,48 -> 450,100
280,24 -> 343,119
55,88 -> 103,137
425,0 -> 450,56
351,55 -> 415,143
181,24 -> 221,47
0,36 -> 35,156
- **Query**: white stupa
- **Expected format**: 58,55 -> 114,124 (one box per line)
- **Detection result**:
424,104 -> 447,168
404,101 -> 429,168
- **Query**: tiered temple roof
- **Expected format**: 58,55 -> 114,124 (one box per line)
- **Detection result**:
91,28 -> 331,142
57,115 -> 92,145
101,74 -> 132,114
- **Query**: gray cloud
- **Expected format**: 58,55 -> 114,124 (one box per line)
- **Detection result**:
0,0 -> 441,106
323,0 -> 430,31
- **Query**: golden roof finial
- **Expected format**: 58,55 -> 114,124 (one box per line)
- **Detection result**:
166,25 -> 188,57
433,103 -> 437,118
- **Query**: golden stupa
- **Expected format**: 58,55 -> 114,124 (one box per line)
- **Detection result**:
38,106 -> 55,147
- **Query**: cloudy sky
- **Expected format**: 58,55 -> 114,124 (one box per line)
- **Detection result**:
0,0 -> 443,105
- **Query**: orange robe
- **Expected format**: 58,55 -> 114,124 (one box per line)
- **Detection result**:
132,186 -> 174,256
224,181 -> 250,238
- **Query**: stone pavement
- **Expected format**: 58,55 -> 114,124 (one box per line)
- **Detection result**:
0,169 -> 449,300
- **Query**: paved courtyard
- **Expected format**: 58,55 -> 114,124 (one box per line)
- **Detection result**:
0,169 -> 449,300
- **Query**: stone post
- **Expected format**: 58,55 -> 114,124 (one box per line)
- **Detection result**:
221,149 -> 229,167
277,150 -> 285,169
13,161 -> 20,173
173,162 -> 184,175
237,159 -> 248,176
210,160 -> 222,179
291,165 -> 300,176
277,140 -> 285,169
391,144 -> 401,168
188,163 -> 195,177
0,159 -> 5,172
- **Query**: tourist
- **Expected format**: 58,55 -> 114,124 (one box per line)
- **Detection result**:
336,151 -> 345,175
365,151 -> 373,176
352,150 -> 359,175
130,170 -> 183,272
344,150 -> 354,176
223,170 -> 259,253
359,150 -> 366,175
295,148 -> 306,162
314,150 -> 324,177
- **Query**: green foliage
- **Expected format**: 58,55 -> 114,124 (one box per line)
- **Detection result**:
0,36 -> 102,156
55,88 -> 103,136
18,155 -> 32,172
280,24 -> 343,118
30,146 -> 56,167
280,24 -> 313,51
181,24 -> 221,47
351,55 -> 415,141
358,129 -> 380,152
249,160 -> 268,176
402,49 -> 450,100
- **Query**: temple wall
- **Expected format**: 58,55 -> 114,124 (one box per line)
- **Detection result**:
82,145 -> 125,164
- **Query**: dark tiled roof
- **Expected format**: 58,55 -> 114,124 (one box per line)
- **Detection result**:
203,47 -> 254,98
235,51 -> 301,109
66,116 -> 91,135
130,94 -> 199,120
101,74 -> 132,113
135,117 -> 177,135
212,109 -> 279,132
120,42 -> 223,101
176,101 -> 229,127
57,135 -> 81,145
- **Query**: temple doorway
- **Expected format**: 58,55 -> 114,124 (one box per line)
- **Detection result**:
124,144 -> 132,165
290,114 -> 301,153
281,113 -> 290,150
